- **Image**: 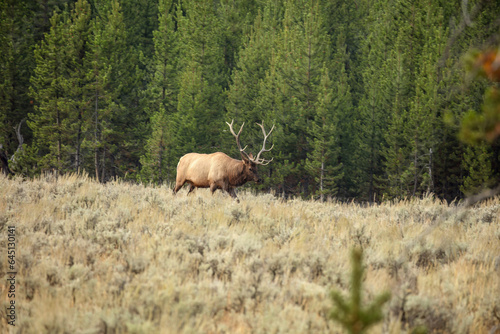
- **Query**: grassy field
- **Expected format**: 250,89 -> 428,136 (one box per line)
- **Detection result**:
0,174 -> 499,333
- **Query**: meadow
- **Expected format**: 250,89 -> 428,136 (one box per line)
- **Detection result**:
0,174 -> 499,333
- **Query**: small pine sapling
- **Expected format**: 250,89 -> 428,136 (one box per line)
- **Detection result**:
329,248 -> 391,334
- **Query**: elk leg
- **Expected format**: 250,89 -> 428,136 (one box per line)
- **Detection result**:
173,180 -> 185,194
227,188 -> 240,203
210,183 -> 218,194
187,183 -> 195,194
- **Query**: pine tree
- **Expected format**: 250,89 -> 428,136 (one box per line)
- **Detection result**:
382,2 -> 447,198
176,0 -> 227,153
139,0 -> 179,184
218,0 -> 259,72
139,105 -> 176,184
436,0 -> 500,199
121,0 -> 158,61
460,144 -> 496,195
323,0 -> 369,102
29,9 -> 73,175
330,248 -> 391,334
1,0 -> 68,169
382,16 -> 413,199
86,0 -> 130,181
225,8 -> 277,123
0,1 -> 14,152
330,31 -> 358,199
254,0 -> 333,196
357,0 -> 395,201
66,0 -> 92,173
148,0 -> 178,113
404,4 -> 446,196
305,66 -> 343,201
225,3 -> 282,166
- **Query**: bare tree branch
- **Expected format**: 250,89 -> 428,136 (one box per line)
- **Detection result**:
462,183 -> 500,207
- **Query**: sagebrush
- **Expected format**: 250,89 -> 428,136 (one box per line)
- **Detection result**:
0,174 -> 499,333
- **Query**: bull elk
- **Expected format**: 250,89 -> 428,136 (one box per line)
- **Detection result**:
173,120 -> 275,203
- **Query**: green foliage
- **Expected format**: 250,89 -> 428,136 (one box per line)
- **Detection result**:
176,0 -> 227,153
9,143 -> 40,177
329,248 -> 391,334
86,0 -> 132,181
460,144 -> 496,195
139,105 -> 176,184
356,0 -> 395,200
2,0 -> 500,200
29,9 -> 74,173
459,66 -> 500,144
305,66 -> 343,200
0,1 -> 14,149
147,0 -> 178,113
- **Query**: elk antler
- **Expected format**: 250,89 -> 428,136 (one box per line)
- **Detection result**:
254,121 -> 274,165
226,120 -> 275,165
226,120 -> 252,161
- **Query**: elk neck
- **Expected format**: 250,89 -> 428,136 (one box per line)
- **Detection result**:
228,159 -> 248,186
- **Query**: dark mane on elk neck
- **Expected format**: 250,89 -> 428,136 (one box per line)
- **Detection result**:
173,120 -> 274,203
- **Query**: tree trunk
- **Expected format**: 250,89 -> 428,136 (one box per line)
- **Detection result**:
320,160 -> 324,202
158,141 -> 164,184
56,104 -> 61,178
94,86 -> 100,183
76,109 -> 82,173
412,137 -> 418,196
101,145 -> 106,182
428,148 -> 434,193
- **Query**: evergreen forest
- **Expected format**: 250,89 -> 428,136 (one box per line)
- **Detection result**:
1,0 -> 499,201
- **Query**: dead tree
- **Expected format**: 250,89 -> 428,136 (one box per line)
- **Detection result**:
0,118 -> 26,176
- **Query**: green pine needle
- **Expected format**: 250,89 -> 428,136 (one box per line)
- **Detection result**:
329,248 -> 391,334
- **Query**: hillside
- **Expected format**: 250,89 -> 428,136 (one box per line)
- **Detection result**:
0,174 -> 499,333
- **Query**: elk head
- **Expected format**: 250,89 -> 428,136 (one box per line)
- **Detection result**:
226,119 -> 275,183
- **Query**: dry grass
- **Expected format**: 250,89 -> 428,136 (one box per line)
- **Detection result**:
0,173 -> 499,333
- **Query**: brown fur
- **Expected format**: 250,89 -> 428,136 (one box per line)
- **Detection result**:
173,152 -> 261,202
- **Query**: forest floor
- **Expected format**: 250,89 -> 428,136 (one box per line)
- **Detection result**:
0,174 -> 499,333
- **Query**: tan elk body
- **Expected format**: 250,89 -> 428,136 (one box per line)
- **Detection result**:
173,120 -> 274,202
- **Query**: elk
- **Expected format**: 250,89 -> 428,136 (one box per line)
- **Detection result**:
173,120 -> 274,203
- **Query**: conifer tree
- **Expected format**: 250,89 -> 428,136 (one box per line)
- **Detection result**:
29,9 -> 73,175
357,1 -> 394,201
0,2 -> 14,151
460,144 -> 496,195
330,248 -> 391,334
255,0 -> 332,195
305,66 -> 343,200
148,0 -> 178,113
139,0 -> 179,184
139,105 -> 176,184
176,0 -> 227,153
382,17 -> 413,199
86,0 -> 129,181
330,32 -> 358,199
66,0 -> 92,173
225,3 -> 282,163
382,2 -> 447,198
219,0 -> 259,72
404,5 -> 446,196
121,0 -> 158,62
